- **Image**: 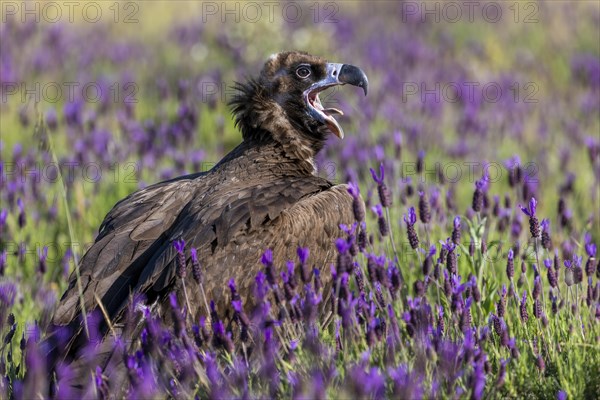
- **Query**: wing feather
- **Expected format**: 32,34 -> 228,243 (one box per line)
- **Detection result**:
52,154 -> 353,340
52,176 -> 201,325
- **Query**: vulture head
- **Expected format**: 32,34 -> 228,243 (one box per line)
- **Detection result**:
230,51 -> 368,160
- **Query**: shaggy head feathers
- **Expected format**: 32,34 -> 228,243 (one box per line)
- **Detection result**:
229,51 -> 333,162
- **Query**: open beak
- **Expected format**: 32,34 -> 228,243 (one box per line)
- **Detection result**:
304,63 -> 368,139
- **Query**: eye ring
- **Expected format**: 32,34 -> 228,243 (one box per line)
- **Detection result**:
296,66 -> 311,79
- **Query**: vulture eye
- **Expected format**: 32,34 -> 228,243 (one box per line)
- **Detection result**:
295,66 -> 311,79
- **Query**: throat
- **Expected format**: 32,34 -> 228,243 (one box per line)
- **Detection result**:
244,113 -> 324,176
230,87 -> 324,175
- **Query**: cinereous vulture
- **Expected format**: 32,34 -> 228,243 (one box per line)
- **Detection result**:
50,51 -> 368,361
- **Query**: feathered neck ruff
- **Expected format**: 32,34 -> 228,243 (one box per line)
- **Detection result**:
228,79 -> 328,173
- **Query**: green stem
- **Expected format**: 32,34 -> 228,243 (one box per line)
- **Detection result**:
41,114 -> 90,338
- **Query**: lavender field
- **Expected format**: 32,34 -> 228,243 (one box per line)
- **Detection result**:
1,1 -> 599,398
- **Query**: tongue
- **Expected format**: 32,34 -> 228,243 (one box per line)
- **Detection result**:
323,108 -> 344,116
311,93 -> 345,139
325,116 -> 344,139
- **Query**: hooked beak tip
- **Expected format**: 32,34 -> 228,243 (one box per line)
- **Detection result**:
337,64 -> 369,96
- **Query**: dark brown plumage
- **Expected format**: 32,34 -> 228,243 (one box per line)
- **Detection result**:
49,51 -> 368,365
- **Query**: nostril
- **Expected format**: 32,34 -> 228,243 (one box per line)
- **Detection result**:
333,70 -> 337,76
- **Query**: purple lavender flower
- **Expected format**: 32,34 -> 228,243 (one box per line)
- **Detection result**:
472,175 -> 488,212
505,155 -> 522,187
418,191 -> 431,224
172,238 -> 186,278
210,301 -> 234,353
95,366 -> 104,391
520,291 -> 529,323
261,249 -> 277,285
497,285 -> 507,318
232,298 -> 250,342
404,207 -> 419,249
37,246 -> 48,275
371,204 -> 389,237
203,352 -> 225,396
190,248 -> 202,283
340,223 -> 359,256
574,260 -> 583,285
416,150 -> 425,174
371,281 -> 385,310
63,99 -> 83,127
228,278 -> 238,299
584,236 -> 597,277
389,263 -> 402,297
533,298 -> 543,319
571,53 -> 600,88
3,314 -> 16,346
17,198 -> 26,228
564,255 -> 582,286
532,276 -> 541,300
496,359 -> 508,388
403,176 -> 414,198
536,354 -> 545,373
357,221 -> 367,252
0,209 -> 7,229
460,298 -> 473,332
445,187 -> 456,211
0,250 -> 6,276
469,358 -> 486,400
451,216 -> 461,245
45,107 -> 58,130
422,245 -> 436,276
336,238 -> 353,274
436,306 -> 445,336
254,271 -> 268,300
283,260 -> 299,302
508,337 -> 520,358
296,247 -> 311,283
366,253 -> 378,284
443,270 -> 452,297
313,268 -> 322,293
585,135 -> 600,165
492,195 -> 501,217
559,204 -> 573,230
413,279 -> 425,297
469,274 -> 481,302
167,292 -> 185,337
544,258 -> 558,288
297,246 -> 309,264
347,181 -> 366,221
490,313 -> 501,336
385,304 -> 401,343
541,219 -> 553,249
441,238 -> 457,275
520,197 -> 540,238
261,248 -> 273,266
369,163 -> 391,207
467,237 -> 475,257
506,249 -> 515,280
